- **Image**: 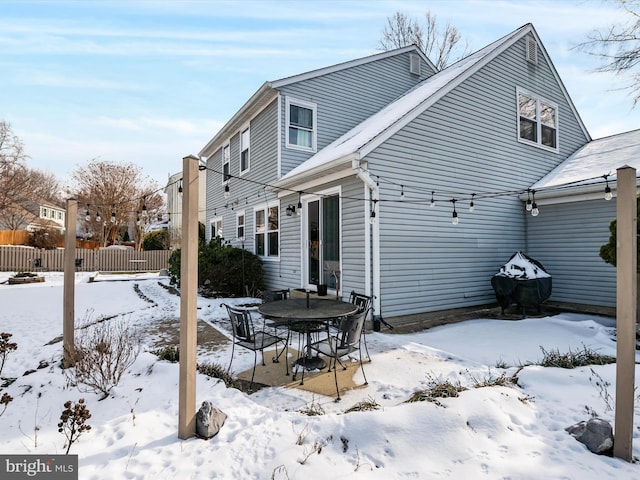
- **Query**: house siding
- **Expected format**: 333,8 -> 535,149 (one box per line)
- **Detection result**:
205,99 -> 279,252
526,198 -> 616,307
363,36 -> 590,318
277,52 -> 432,176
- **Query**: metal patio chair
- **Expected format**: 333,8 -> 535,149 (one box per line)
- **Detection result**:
348,291 -> 373,361
307,308 -> 369,401
223,303 -> 287,391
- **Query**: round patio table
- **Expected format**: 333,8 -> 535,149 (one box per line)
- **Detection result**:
258,298 -> 358,370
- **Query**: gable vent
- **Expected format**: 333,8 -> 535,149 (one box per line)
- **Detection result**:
526,36 -> 538,65
409,53 -> 421,75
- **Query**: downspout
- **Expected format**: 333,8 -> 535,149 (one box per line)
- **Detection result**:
353,159 -> 381,325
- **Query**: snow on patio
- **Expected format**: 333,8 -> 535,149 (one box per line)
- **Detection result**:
0,272 -> 638,479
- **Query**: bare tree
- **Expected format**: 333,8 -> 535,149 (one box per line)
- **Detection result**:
578,0 -> 640,106
29,169 -> 63,205
379,11 -> 471,70
72,159 -> 163,248
0,121 -> 31,219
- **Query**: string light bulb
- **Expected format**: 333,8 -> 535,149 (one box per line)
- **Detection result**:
110,205 -> 116,224
85,208 -> 90,222
526,190 -> 533,211
178,179 -> 183,194
400,185 -> 405,200
430,191 -> 436,208
224,184 -> 230,198
469,193 -> 475,213
96,212 -> 101,222
370,200 -> 377,225
297,192 -> 302,216
451,199 -> 459,225
531,190 -> 539,217
603,174 -> 612,200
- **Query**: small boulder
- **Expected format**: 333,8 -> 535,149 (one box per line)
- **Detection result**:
566,418 -> 613,454
196,401 -> 227,440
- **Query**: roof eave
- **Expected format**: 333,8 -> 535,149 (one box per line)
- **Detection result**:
273,153 -> 359,191
199,82 -> 277,158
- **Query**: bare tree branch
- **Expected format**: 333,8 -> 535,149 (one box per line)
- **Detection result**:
378,11 -> 471,70
577,0 -> 640,106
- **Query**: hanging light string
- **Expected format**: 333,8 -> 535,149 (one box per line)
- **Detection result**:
75,162 -> 627,224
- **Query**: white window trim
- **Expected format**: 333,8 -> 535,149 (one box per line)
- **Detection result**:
285,97 -> 317,153
253,201 -> 280,260
239,125 -> 250,175
516,87 -> 559,153
222,143 -> 231,184
236,210 -> 245,241
210,216 -> 223,239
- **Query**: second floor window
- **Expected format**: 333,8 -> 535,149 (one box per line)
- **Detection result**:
237,212 -> 245,240
211,218 -> 223,239
222,144 -> 230,182
286,97 -> 316,152
518,90 -> 558,150
240,127 -> 250,173
255,205 -> 279,257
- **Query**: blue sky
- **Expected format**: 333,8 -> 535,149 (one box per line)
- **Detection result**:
1,0 -> 639,189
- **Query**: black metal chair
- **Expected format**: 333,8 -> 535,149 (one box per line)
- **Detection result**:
32,258 -> 43,272
75,258 -> 83,271
223,303 -> 287,391
307,308 -> 369,401
348,291 -> 373,361
258,288 -> 290,302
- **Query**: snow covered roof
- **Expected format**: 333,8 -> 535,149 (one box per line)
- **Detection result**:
278,23 -> 588,187
530,129 -> 640,195
199,45 -> 431,158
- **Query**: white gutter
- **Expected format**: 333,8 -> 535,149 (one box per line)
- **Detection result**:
352,159 -> 381,322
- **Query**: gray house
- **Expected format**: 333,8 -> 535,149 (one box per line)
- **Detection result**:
200,23 -> 629,324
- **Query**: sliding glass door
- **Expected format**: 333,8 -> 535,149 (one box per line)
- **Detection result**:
305,194 -> 339,290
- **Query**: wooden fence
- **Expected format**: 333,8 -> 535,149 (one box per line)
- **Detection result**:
0,246 -> 171,272
0,230 -> 30,246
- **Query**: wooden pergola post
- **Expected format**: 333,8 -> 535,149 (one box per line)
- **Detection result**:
614,165 -> 636,461
178,155 -> 199,439
63,198 -> 77,368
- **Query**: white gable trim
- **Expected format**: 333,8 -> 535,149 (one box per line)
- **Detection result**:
270,45 -> 434,88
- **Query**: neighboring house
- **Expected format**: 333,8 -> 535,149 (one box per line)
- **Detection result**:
164,169 -> 207,247
200,23 -> 626,324
0,197 -> 65,233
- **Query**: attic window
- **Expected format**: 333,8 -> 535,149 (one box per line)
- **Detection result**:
517,89 -> 558,151
409,53 -> 421,75
526,36 -> 538,65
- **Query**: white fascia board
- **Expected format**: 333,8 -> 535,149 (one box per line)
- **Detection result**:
269,45 -> 432,89
198,83 -> 277,157
273,154 -> 359,196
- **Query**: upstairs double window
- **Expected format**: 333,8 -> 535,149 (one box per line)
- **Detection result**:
286,97 -> 317,152
518,89 -> 558,151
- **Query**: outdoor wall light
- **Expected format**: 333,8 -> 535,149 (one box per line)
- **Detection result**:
285,204 -> 296,216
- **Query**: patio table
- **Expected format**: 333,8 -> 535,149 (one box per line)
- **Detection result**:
258,297 -> 358,371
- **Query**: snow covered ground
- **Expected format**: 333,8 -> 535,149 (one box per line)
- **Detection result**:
0,272 -> 638,479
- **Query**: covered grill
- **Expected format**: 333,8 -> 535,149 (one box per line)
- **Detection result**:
491,251 -> 552,316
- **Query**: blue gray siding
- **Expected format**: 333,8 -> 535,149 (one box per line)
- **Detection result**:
205,99 -> 279,252
364,36 -> 590,318
278,52 -> 431,175
526,198 -> 616,307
